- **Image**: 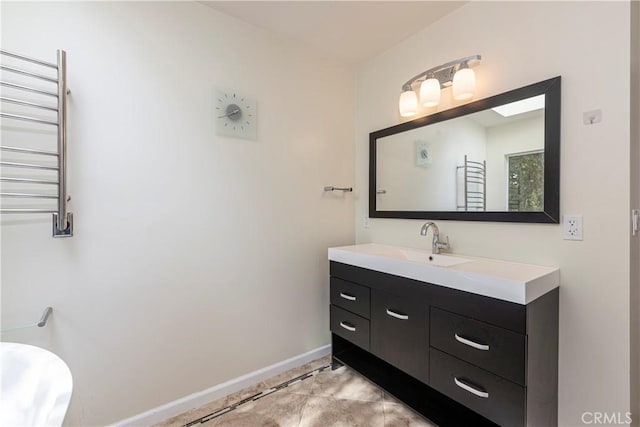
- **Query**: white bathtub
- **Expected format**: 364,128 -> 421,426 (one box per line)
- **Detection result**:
1,342 -> 73,427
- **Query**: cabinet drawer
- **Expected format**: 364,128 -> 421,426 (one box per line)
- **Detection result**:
431,307 -> 526,385
371,289 -> 429,384
330,305 -> 370,351
330,278 -> 370,319
430,348 -> 525,427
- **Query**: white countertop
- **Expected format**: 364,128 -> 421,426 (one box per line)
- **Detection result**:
328,243 -> 559,305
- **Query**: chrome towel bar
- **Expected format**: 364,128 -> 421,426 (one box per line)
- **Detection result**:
0,49 -> 57,69
324,186 -> 353,192
0,96 -> 58,111
0,80 -> 59,97
1,145 -> 59,156
0,64 -> 59,83
1,192 -> 58,199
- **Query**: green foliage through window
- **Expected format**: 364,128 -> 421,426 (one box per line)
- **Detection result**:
508,152 -> 544,212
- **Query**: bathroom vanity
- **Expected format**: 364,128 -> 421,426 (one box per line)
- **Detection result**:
328,244 -> 559,427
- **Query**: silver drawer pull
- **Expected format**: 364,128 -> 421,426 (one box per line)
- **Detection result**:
340,321 -> 356,332
386,308 -> 409,320
455,334 -> 490,351
340,292 -> 357,301
454,377 -> 489,398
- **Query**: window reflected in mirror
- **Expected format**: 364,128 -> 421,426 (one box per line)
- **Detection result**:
508,151 -> 544,212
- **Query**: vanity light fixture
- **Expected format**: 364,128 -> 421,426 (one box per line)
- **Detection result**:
399,54 -> 481,117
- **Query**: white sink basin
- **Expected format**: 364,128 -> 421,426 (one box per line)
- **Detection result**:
328,243 -> 559,304
1,342 -> 73,427
399,249 -> 472,267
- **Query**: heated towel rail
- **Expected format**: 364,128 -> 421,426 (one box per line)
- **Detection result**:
457,155 -> 486,212
0,49 -> 73,237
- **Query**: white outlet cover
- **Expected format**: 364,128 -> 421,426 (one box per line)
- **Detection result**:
563,214 -> 583,240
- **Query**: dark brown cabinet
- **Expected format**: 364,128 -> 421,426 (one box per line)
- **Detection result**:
370,289 -> 429,384
330,277 -> 370,319
329,261 -> 558,427
430,348 -> 526,427
330,305 -> 370,351
430,307 -> 526,386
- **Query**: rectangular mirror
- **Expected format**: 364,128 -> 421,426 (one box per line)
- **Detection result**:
370,77 -> 561,223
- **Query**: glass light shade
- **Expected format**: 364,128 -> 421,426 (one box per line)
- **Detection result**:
399,90 -> 418,117
420,78 -> 441,107
452,67 -> 476,100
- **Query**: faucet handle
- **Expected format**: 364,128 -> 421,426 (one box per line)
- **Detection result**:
436,236 -> 450,251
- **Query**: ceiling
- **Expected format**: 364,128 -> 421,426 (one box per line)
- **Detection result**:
200,1 -> 466,65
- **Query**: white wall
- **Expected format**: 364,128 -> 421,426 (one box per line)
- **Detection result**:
630,1 -> 640,424
0,2 -> 355,425
376,118 -> 486,211
356,2 -> 631,425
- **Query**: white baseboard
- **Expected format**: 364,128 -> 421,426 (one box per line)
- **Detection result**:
110,344 -> 331,427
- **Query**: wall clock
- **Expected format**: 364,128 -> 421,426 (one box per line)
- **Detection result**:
214,89 -> 257,140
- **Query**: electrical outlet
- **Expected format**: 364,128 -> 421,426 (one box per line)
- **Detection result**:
563,215 -> 583,240
363,217 -> 372,229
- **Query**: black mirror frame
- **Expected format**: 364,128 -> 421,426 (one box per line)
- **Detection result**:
369,76 -> 561,223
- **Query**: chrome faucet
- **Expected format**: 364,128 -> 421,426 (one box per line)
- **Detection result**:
420,222 -> 450,254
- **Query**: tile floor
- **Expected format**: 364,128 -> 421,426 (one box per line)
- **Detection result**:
155,356 -> 436,427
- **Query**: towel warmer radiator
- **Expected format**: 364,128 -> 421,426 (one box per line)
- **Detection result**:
456,155 -> 486,212
0,49 -> 72,237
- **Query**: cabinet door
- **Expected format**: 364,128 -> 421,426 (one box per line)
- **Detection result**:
371,289 -> 429,384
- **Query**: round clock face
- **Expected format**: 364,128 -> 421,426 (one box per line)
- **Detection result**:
214,90 -> 257,139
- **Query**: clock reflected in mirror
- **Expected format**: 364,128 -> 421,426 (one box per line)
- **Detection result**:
214,89 -> 257,140
415,140 -> 431,167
